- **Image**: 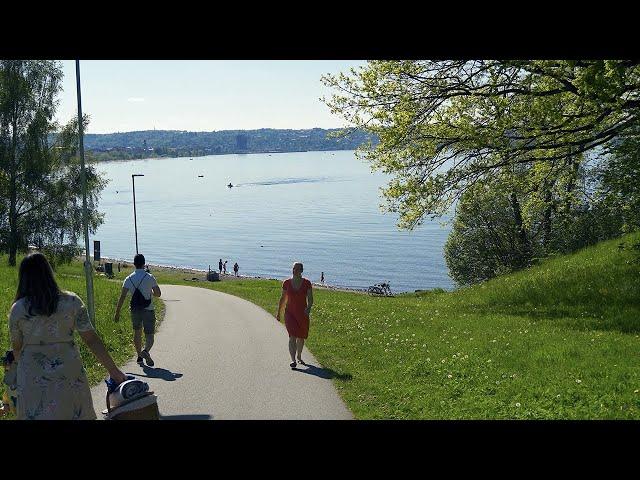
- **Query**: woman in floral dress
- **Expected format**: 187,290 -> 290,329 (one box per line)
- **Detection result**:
8,253 -> 127,420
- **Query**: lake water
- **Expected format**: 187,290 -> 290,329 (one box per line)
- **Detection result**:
94,150 -> 454,292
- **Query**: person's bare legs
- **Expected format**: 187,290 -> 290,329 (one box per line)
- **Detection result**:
288,337 -> 297,367
133,328 -> 143,357
296,338 -> 305,364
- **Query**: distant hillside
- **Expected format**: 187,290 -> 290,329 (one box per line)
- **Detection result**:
66,128 -> 378,161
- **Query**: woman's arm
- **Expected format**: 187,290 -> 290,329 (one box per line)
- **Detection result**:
78,330 -> 127,383
276,290 -> 287,321
305,286 -> 314,316
10,338 -> 22,362
8,303 -> 23,362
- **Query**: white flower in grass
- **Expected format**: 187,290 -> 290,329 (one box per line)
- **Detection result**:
515,402 -> 521,408
576,379 -> 582,384
447,374 -> 453,379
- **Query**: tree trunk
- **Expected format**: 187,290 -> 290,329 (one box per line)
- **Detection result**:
8,175 -> 17,266
542,186 -> 553,250
510,191 -> 531,268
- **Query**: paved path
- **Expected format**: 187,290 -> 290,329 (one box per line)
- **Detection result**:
91,285 -> 353,420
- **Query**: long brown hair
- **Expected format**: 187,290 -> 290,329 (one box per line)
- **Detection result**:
15,252 -> 61,316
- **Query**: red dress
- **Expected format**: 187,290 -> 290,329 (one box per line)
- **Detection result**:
283,278 -> 312,339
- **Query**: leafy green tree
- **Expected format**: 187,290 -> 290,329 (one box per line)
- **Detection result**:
0,60 -> 106,266
444,181 -> 532,285
597,133 -> 640,234
322,60 -> 640,229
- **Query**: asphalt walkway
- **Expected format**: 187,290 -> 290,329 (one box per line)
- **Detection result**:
90,284 -> 353,420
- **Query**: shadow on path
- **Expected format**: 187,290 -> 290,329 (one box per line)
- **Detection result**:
160,414 -> 213,420
127,366 -> 184,381
293,363 -> 352,381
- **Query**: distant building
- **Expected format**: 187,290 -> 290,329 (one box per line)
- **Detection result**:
236,134 -> 248,151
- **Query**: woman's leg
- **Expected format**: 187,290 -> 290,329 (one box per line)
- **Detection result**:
288,336 -> 297,364
296,338 -> 305,363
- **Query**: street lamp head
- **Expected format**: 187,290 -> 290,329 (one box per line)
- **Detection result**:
132,174 -> 145,177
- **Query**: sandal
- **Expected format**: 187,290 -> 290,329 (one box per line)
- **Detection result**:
290,362 -> 297,369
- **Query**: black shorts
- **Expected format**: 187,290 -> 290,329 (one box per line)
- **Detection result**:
131,309 -> 156,334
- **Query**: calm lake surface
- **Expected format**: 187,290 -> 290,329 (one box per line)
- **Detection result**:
94,150 -> 454,292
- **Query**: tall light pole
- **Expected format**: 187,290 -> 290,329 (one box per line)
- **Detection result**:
75,60 -> 96,330
132,174 -> 144,254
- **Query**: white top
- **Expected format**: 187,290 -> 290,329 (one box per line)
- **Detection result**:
123,269 -> 158,311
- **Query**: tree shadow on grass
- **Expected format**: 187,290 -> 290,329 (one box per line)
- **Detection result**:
127,366 -> 184,381
293,363 -> 352,381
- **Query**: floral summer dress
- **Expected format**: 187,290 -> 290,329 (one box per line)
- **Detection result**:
8,292 -> 97,420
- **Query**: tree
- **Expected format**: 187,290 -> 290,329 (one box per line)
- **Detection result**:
322,60 -> 640,229
0,60 -> 106,266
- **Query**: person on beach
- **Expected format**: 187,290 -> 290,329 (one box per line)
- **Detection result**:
8,252 -> 127,420
321,272 -> 324,284
223,261 -> 228,275
218,259 -> 223,275
114,254 -> 162,367
233,262 -> 239,277
276,262 -> 314,369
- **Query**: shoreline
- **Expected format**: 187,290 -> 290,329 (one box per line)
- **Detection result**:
91,148 -> 357,164
97,256 -> 368,294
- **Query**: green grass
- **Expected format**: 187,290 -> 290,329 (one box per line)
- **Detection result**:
2,231 -> 639,419
0,256 -> 165,419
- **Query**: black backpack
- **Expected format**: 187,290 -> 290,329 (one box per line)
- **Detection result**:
130,275 -> 152,311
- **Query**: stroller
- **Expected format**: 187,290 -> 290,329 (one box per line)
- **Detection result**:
102,375 -> 160,420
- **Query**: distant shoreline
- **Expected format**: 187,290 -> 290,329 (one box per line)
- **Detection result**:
90,148 -> 357,163
98,256 -> 368,294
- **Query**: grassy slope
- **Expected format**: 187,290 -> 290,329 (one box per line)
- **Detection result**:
2,232 -> 639,419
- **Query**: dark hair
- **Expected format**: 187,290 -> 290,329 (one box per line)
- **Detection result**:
15,252 -> 61,316
134,254 -> 146,268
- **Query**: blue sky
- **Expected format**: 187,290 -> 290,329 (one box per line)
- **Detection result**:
56,60 -> 366,134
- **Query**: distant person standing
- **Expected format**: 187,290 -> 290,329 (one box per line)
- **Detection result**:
233,262 -> 239,277
223,260 -> 228,275
218,258 -> 223,275
114,254 -> 162,367
321,272 -> 324,284
276,262 -> 313,369
117,262 -> 121,273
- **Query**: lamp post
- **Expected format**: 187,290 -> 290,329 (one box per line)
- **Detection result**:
132,174 -> 145,254
75,60 -> 96,331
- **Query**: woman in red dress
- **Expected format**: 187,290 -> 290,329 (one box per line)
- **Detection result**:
276,262 -> 314,369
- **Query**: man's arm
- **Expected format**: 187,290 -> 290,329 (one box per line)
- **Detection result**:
114,287 -> 129,322
152,285 -> 161,297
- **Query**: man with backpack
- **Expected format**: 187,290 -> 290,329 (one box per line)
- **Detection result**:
114,254 -> 162,367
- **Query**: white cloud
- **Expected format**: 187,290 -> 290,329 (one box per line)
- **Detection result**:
127,97 -> 145,102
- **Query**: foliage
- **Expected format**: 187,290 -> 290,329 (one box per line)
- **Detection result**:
322,60 -> 640,229
323,60 -> 640,283
444,181 -> 534,285
0,60 -> 107,265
